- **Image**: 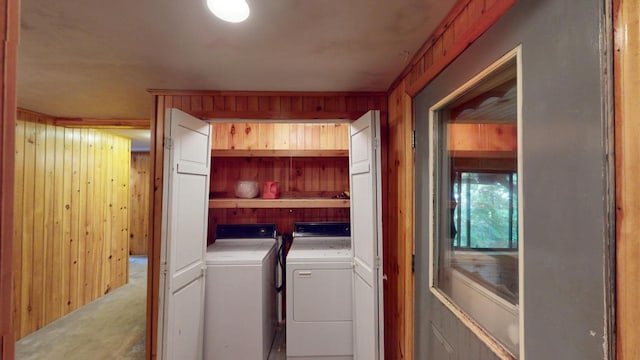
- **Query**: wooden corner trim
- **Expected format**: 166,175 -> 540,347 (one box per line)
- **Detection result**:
406,0 -> 516,97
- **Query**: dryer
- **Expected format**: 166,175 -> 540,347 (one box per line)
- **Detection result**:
205,224 -> 277,360
286,222 -> 353,360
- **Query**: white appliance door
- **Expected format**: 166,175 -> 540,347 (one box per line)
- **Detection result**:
158,108 -> 211,360
349,110 -> 384,360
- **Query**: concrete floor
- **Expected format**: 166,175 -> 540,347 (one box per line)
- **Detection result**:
16,256 -> 147,360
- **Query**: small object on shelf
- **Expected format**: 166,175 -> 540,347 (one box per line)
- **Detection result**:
234,180 -> 260,198
335,191 -> 350,199
262,181 -> 280,199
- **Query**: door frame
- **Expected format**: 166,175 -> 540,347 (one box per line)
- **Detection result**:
146,98 -> 388,359
0,0 -> 19,358
614,0 -> 640,358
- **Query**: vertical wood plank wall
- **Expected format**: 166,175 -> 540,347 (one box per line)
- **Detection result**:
148,91 -> 387,359
130,152 -> 150,255
13,110 -> 131,340
0,0 -> 19,357
385,1 -> 516,359
615,0 -> 640,358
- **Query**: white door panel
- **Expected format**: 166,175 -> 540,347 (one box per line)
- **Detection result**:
354,275 -> 376,360
175,124 -> 209,166
159,108 -> 211,360
349,110 -> 384,360
172,173 -> 208,272
352,172 -> 375,285
167,277 -> 205,360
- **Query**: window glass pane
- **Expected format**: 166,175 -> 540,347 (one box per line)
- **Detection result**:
432,56 -> 519,356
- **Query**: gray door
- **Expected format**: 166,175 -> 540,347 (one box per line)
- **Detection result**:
414,1 -> 612,359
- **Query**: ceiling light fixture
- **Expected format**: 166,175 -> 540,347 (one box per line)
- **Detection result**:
206,0 -> 250,23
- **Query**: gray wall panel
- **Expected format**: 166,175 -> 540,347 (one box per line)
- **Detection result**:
414,0 -> 610,358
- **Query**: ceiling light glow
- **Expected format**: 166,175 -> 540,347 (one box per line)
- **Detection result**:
206,0 -> 250,23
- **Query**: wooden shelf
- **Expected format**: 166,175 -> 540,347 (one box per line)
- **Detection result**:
209,198 -> 350,209
211,149 -> 348,157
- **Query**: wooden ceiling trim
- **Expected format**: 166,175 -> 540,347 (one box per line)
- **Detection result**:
148,89 -> 387,97
405,0 -> 516,96
387,0 -> 516,96
53,118 -> 151,129
18,108 -> 151,129
189,110 -> 367,121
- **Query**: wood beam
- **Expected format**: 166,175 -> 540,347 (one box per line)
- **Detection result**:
0,0 -> 19,359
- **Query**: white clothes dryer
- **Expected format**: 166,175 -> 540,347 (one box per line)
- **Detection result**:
286,222 -> 353,360
205,224 -> 277,360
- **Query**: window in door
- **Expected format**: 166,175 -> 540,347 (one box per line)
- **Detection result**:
429,49 -> 521,357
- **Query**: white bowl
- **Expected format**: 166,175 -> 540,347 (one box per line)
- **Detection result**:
234,180 -> 259,198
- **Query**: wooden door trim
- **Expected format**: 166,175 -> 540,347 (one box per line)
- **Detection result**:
0,0 -> 19,358
614,0 -> 639,358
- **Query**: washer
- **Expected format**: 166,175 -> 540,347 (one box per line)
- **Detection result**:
205,224 -> 277,360
286,222 -> 353,360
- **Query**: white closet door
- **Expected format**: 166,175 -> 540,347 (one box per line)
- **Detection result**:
158,108 -> 211,360
349,110 -> 384,360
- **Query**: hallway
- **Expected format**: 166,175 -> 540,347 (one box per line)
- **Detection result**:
15,257 -> 147,360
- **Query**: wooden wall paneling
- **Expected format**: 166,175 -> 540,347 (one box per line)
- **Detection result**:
20,120 -> 35,338
615,0 -> 640,358
101,132 -> 111,295
83,129 -> 95,304
69,128 -> 81,314
124,137 -> 131,282
273,124 -> 290,149
248,123 -> 260,149
61,128 -> 73,314
32,121 -> 46,332
77,129 -> 88,307
130,152 -> 151,255
257,123 -> 274,150
53,126 -> 65,319
115,136 -> 123,281
93,131 -> 104,299
12,120 -> 24,340
43,123 -> 58,324
11,115 -> 132,340
110,134 -> 119,286
117,135 -> 130,285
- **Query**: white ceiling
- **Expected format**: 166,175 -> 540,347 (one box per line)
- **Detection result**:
17,0 -> 455,120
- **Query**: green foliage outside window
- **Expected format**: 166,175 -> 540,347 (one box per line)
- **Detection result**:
453,172 -> 518,250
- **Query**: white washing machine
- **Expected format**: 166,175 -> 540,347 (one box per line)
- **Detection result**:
286,222 -> 353,360
205,224 -> 277,360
